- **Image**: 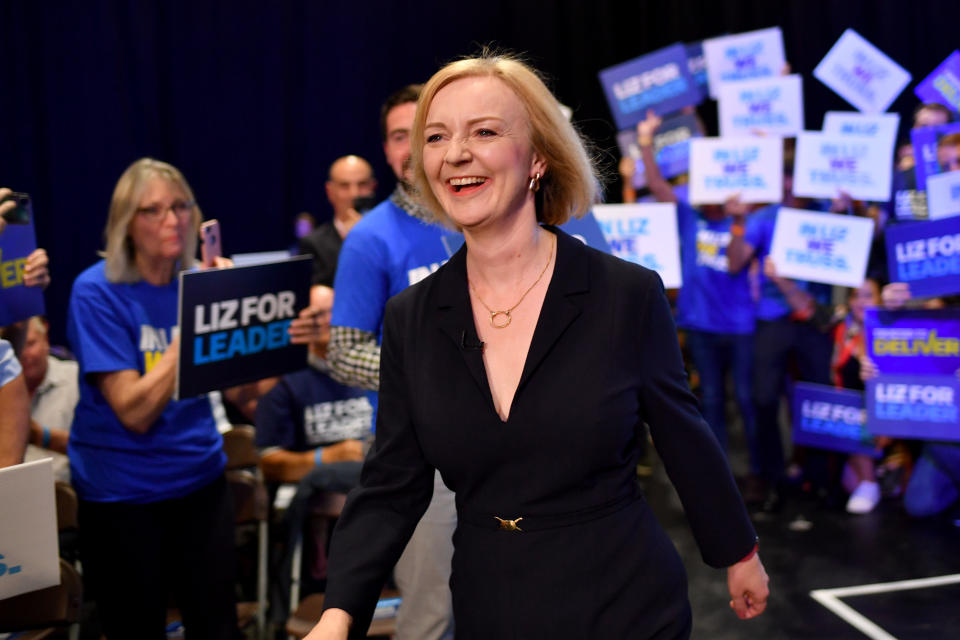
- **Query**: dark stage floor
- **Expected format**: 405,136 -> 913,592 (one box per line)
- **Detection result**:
642,450 -> 960,639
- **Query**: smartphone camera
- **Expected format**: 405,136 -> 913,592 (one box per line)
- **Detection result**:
353,195 -> 377,215
0,192 -> 32,225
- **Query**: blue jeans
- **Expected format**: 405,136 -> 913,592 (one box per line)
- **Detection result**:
904,443 -> 960,518
685,329 -> 756,466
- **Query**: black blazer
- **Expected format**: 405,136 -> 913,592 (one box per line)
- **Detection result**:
323,227 -> 756,637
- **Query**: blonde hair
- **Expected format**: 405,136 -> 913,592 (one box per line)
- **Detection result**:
102,158 -> 201,283
411,53 -> 598,228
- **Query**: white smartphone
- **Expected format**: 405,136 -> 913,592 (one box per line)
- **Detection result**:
200,219 -> 222,268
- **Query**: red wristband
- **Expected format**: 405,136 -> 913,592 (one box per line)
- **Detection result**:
738,542 -> 759,564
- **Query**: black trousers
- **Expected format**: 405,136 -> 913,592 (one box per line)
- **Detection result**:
752,317 -> 833,480
78,475 -> 240,640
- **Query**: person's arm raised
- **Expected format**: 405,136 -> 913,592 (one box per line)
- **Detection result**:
637,110 -> 677,204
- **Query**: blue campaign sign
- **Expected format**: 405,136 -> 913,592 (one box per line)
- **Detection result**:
911,122 -> 960,191
792,383 -> 881,456
0,208 -> 45,326
885,216 -> 960,298
560,212 -> 612,253
866,375 -> 960,441
617,113 -> 701,188
176,256 -> 311,398
865,307 -> 960,377
599,43 -> 702,130
685,42 -> 709,101
914,50 -> 960,112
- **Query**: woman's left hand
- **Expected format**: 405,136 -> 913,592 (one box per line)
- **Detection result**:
24,248 -> 50,289
727,552 -> 770,620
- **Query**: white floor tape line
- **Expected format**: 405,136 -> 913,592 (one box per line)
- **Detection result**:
810,574 -> 960,640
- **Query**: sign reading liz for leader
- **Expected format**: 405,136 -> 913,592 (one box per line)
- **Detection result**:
687,137 -> 783,204
885,215 -> 960,298
792,383 -> 879,457
0,203 -> 45,326
768,208 -> 874,287
598,43 -> 702,130
177,256 -> 311,399
813,28 -> 911,114
865,308 -> 960,441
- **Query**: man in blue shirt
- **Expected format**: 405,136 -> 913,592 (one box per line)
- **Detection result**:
727,149 -> 835,508
326,85 -> 456,640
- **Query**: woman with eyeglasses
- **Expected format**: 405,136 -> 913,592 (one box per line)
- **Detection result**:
66,158 -> 240,639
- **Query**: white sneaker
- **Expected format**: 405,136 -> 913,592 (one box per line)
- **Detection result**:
846,481 -> 881,514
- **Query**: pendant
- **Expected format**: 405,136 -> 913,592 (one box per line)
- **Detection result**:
489,310 -> 512,328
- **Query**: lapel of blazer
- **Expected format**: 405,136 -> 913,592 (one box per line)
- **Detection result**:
435,244 -> 491,399
434,226 -> 591,403
516,226 -> 589,393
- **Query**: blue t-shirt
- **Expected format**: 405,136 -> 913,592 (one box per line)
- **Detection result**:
675,202 -> 760,334
331,197 -> 452,422
66,261 -> 225,503
255,367 -> 372,453
746,204 -> 832,321
0,339 -> 22,387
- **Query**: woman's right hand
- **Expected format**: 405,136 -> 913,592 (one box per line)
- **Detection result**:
303,608 -> 352,640
636,109 -> 662,146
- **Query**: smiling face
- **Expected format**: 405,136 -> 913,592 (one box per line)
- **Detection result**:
127,176 -> 192,269
421,76 -> 544,231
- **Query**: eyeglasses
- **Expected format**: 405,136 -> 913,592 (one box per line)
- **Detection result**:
136,200 -> 195,221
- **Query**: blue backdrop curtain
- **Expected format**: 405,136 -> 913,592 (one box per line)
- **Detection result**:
1,0 -> 957,344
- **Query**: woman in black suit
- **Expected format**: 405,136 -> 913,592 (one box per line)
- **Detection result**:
307,53 -> 769,640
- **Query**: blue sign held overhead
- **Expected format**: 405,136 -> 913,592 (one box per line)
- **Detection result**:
599,43 -> 703,131
914,50 -> 960,112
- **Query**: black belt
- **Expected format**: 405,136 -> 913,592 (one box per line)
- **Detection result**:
458,492 -> 639,533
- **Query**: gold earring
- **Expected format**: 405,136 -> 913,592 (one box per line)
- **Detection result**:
528,172 -> 541,193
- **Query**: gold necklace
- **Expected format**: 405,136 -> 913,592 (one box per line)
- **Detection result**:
468,234 -> 556,329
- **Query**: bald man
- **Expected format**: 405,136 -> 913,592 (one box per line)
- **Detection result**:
299,155 -> 377,286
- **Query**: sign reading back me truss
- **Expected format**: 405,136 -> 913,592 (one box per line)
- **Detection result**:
176,256 -> 311,399
792,131 -> 894,202
598,43 -> 702,130
687,136 -> 783,204
813,28 -> 911,114
768,207 -> 874,288
864,308 -> 960,441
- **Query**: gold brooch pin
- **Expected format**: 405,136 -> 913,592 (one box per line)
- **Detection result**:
494,516 -> 523,532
